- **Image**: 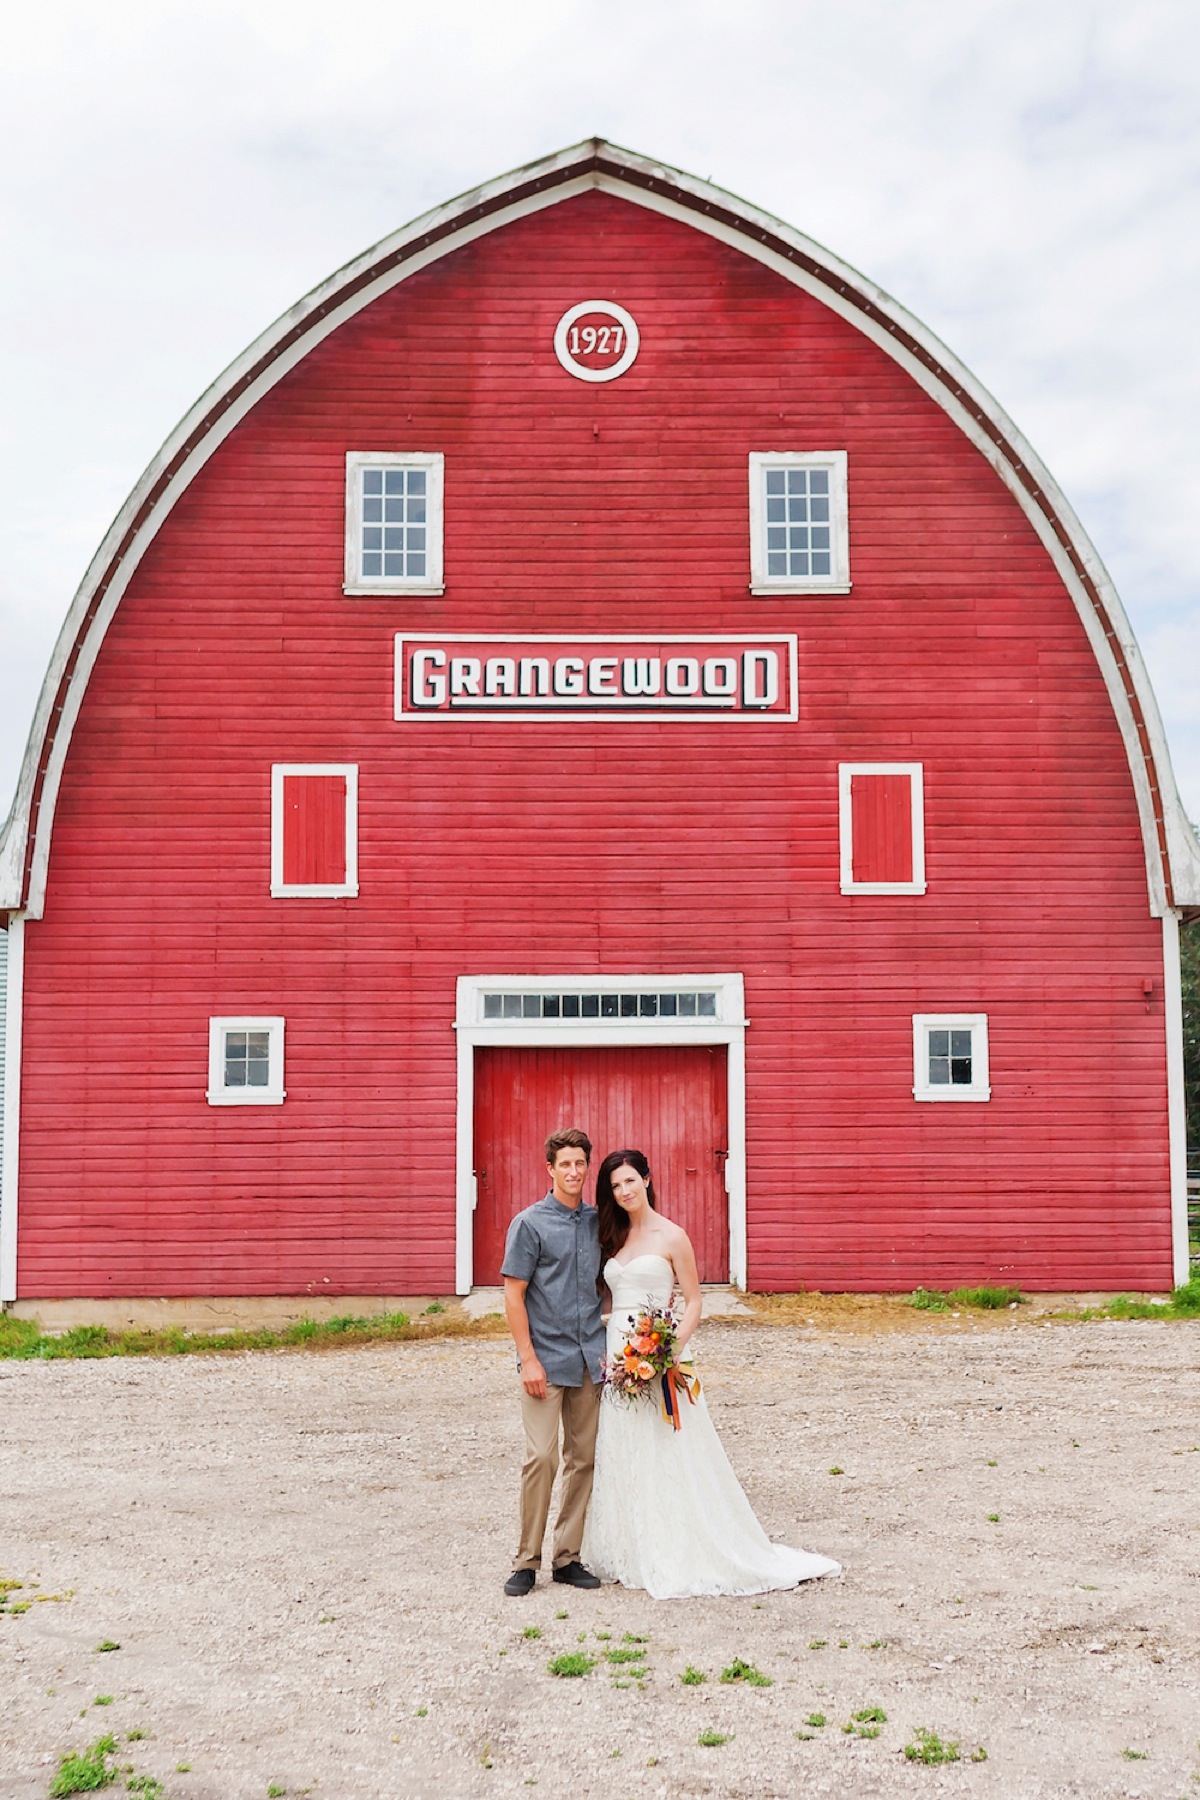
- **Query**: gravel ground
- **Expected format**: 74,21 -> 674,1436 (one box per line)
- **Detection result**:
1,1316 -> 1197,1800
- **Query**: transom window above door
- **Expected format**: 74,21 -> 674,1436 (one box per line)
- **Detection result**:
481,988 -> 719,1021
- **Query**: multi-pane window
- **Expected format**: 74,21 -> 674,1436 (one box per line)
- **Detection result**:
207,1017 -> 285,1105
344,453 -> 444,593
912,1015 -> 990,1102
482,989 -> 718,1021
766,467 -> 831,578
748,452 -> 849,593
224,1029 -> 271,1089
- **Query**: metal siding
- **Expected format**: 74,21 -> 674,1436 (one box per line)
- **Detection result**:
11,189 -> 1174,1296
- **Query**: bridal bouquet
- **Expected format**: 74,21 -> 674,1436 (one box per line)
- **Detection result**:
603,1303 -> 682,1401
603,1303 -> 702,1430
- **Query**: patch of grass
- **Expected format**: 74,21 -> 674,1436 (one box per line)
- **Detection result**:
95,1642 -> 120,1654
828,1465 -> 844,1475
554,1609 -> 568,1620
126,1779 -> 164,1798
720,1657 -> 771,1687
853,1706 -> 887,1723
679,1666 -> 706,1686
175,1763 -> 191,1773
0,1308 -> 518,1363
807,1639 -> 827,1650
521,1626 -> 542,1639
49,1734 -> 119,1796
804,1712 -> 827,1728
125,1733 -> 146,1745
415,1707 -> 427,1718
547,1652 -> 595,1678
604,1647 -> 647,1664
987,1513 -> 1000,1523
423,1302 -> 446,1315
908,1288 -> 950,1312
947,1285 -> 1024,1310
904,1727 -> 960,1765
595,1632 -> 611,1641
1122,1749 -> 1149,1760
93,1696 -> 113,1707
697,1730 -> 731,1747
622,1632 -> 648,1643
268,1787 -> 287,1798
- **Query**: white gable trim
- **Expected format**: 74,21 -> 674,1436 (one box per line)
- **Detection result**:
0,916 -> 24,1301
2,139 -> 1196,919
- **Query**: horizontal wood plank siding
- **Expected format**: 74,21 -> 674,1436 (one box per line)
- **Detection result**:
13,191 -> 1173,1295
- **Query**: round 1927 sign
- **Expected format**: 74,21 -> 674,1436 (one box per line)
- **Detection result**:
553,301 -> 640,383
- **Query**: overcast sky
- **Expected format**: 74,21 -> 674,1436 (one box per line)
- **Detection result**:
2,0 -> 1198,823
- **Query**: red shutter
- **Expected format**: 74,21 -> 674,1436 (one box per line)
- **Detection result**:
282,774 -> 347,887
851,772 -> 913,884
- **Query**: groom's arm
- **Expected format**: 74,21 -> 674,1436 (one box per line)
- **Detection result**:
504,1278 -> 548,1399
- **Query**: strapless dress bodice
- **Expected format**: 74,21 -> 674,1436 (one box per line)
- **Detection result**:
604,1251 -> 675,1320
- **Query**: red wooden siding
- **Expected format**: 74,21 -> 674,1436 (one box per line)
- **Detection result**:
282,774 -> 346,887
851,772 -> 914,885
473,1045 -> 729,1285
11,187 -> 1173,1297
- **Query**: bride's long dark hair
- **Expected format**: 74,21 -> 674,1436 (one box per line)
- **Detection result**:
595,1147 -> 658,1273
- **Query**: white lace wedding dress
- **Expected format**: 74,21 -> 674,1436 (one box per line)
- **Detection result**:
580,1253 -> 841,1599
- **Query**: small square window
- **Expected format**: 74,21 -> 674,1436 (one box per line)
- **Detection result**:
207,1017 -> 285,1106
913,1014 -> 990,1102
749,452 -> 849,593
345,453 -> 444,594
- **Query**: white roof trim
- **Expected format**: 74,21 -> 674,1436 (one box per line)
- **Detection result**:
3,137 -> 1197,917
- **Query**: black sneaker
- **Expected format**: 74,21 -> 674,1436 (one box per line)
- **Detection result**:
551,1561 -> 601,1589
504,1568 -> 536,1596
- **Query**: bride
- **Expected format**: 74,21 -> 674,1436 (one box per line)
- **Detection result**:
580,1148 -> 841,1600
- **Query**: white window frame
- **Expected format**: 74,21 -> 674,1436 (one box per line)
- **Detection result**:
454,972 -> 748,1294
207,1016 -> 286,1106
913,1013 -> 990,1103
344,452 -> 444,595
839,763 -> 926,895
270,764 -> 359,898
749,451 -> 850,594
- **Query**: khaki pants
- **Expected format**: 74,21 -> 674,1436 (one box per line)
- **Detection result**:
515,1374 -> 600,1571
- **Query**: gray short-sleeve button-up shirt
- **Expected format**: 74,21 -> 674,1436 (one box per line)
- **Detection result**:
500,1195 -> 605,1387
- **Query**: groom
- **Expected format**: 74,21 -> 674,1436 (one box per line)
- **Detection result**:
500,1127 -> 605,1595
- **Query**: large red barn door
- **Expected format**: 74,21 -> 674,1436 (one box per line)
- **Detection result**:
473,1046 -> 728,1285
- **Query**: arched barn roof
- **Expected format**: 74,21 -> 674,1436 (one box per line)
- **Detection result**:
2,137 -> 1198,919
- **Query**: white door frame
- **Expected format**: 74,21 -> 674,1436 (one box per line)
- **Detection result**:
455,972 -> 747,1294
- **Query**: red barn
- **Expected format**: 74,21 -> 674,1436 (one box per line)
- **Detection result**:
1,140 -> 1196,1308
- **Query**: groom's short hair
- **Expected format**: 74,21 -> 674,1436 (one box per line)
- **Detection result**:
545,1127 -> 592,1165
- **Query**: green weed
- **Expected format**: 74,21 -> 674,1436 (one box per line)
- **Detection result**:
547,1652 -> 595,1678
908,1288 -> 950,1311
720,1657 -> 771,1687
853,1706 -> 887,1723
125,1732 -> 146,1743
126,1779 -> 164,1798
828,1465 -> 844,1475
95,1642 -> 120,1654
679,1666 -> 706,1686
605,1648 -> 646,1665
987,1513 -> 1000,1523
807,1639 -> 826,1650
904,1727 -> 960,1765
1122,1749 -> 1149,1761
804,1712 -> 827,1728
622,1632 -> 648,1643
93,1696 -> 113,1707
49,1733 -> 119,1795
947,1286 -> 1024,1309
522,1626 -> 542,1640
697,1730 -> 731,1747
268,1787 -> 287,1797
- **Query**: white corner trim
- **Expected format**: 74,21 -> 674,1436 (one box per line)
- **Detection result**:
453,972 -> 748,1294
912,1012 -> 991,1102
206,1016 -> 286,1106
839,763 -> 927,895
1162,914 -> 1190,1287
0,916 -> 24,1301
747,450 -> 850,593
270,765 -> 359,898
343,451 -> 445,594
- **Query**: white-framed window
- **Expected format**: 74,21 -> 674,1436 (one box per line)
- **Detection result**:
749,452 -> 850,594
271,765 -> 358,898
839,763 -> 926,894
912,1014 -> 990,1102
344,452 -> 444,594
207,1017 -> 286,1106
